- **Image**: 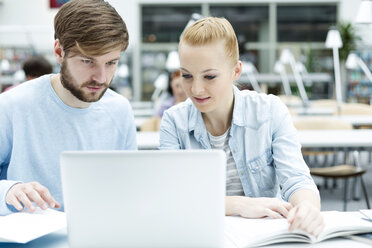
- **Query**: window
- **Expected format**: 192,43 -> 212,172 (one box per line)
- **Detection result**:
210,5 -> 269,42
142,5 -> 201,43
277,5 -> 337,42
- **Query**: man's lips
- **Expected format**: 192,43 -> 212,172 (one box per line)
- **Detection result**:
86,86 -> 102,92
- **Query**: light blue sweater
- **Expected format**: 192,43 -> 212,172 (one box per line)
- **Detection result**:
0,75 -> 137,215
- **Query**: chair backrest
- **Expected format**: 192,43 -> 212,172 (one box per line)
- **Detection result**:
339,103 -> 372,115
278,95 -> 302,107
310,101 -> 372,116
293,116 -> 353,130
311,99 -> 338,108
140,117 -> 161,132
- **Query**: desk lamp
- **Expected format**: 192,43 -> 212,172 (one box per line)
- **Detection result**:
166,50 -> 180,72
325,27 -> 343,114
241,61 -> 262,93
274,61 -> 292,96
280,49 -> 309,107
296,61 -> 313,87
151,73 -> 168,102
355,0 -> 372,24
346,53 -> 372,82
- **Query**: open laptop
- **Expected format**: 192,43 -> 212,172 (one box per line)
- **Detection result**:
60,150 -> 226,248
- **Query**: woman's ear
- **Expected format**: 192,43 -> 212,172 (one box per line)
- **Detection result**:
233,60 -> 242,81
53,39 -> 65,65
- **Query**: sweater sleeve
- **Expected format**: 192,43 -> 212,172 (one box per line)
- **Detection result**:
0,94 -> 21,215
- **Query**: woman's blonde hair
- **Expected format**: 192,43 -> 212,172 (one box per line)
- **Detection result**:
179,17 -> 239,66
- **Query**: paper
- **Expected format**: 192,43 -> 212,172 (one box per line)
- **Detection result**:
360,209 -> 372,220
224,211 -> 372,247
0,208 -> 66,243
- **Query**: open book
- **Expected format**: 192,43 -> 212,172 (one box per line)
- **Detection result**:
225,211 -> 372,247
0,208 -> 66,243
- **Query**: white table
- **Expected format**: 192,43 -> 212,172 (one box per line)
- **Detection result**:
130,101 -> 153,109
337,116 -> 372,128
1,222 -> 369,248
133,108 -> 155,117
293,115 -> 372,129
239,73 -> 331,85
291,107 -> 335,116
136,130 -> 372,150
137,131 -> 159,149
298,130 -> 372,148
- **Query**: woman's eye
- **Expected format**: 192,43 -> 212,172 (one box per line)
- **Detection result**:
82,59 -> 91,64
205,75 -> 216,80
182,74 -> 192,79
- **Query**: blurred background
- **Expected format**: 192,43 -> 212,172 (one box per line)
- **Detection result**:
0,0 -> 370,104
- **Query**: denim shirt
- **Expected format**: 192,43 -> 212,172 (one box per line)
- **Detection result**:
159,86 -> 318,202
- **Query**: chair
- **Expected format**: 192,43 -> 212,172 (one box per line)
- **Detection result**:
293,117 -> 371,211
339,102 -> 372,116
278,95 -> 302,108
140,117 -> 161,132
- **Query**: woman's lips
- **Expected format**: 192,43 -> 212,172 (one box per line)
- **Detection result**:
194,96 -> 210,103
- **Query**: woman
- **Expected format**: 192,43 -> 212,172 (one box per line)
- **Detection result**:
157,70 -> 187,117
159,17 -> 324,236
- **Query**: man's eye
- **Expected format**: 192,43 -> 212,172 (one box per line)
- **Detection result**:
205,75 -> 216,80
81,59 -> 91,64
107,61 -> 117,66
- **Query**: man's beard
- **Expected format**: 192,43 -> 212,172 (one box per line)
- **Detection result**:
60,60 -> 110,103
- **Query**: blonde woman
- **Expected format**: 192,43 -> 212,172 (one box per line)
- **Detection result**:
160,17 -> 324,236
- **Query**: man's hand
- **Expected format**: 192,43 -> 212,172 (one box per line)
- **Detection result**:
226,196 -> 293,219
5,182 -> 60,212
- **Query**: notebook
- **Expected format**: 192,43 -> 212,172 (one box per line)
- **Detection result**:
60,150 -> 226,248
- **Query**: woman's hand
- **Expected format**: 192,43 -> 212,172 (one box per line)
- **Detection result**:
287,200 -> 324,236
226,196 -> 293,219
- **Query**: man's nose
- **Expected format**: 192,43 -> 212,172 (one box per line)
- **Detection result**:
91,65 -> 106,84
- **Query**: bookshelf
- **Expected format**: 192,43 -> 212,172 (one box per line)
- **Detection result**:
347,50 -> 372,105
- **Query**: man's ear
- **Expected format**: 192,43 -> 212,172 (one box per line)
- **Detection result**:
54,39 -> 65,65
233,60 -> 242,81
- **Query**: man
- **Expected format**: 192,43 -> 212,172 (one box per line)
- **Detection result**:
23,55 -> 53,81
4,55 -> 53,92
0,0 -> 136,216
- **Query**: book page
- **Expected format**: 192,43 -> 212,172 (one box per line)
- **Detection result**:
360,209 -> 372,220
224,216 -> 311,247
318,211 -> 372,242
0,208 -> 66,243
224,211 -> 372,247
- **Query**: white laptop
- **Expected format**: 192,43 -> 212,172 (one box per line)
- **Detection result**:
60,150 -> 226,248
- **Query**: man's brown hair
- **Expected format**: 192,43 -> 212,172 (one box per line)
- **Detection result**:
54,0 -> 129,57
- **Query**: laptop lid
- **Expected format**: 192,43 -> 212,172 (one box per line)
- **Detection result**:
60,150 -> 226,248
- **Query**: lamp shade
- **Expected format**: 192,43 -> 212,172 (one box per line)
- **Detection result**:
279,49 -> 293,64
355,0 -> 372,24
242,61 -> 257,73
165,50 -> 180,72
346,53 -> 359,69
274,61 -> 284,73
325,29 -> 343,48
154,73 -> 169,90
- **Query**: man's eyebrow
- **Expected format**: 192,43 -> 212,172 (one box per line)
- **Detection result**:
108,57 -> 120,62
78,56 -> 120,62
78,55 -> 96,61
